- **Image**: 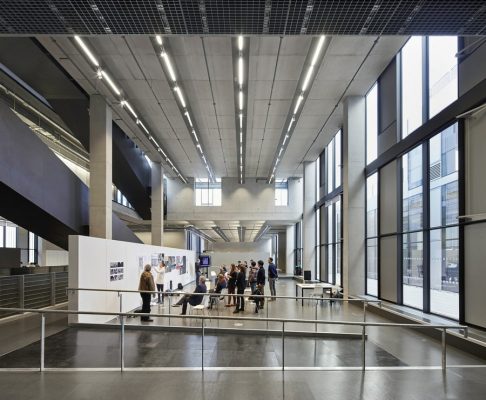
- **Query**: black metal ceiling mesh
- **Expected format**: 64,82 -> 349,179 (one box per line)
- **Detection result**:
0,1 -> 485,36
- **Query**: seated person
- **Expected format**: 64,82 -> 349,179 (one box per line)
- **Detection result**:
251,284 -> 264,314
208,274 -> 227,309
172,276 -> 207,315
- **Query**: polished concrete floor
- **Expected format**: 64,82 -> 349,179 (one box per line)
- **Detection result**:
1,280 -> 486,400
1,369 -> 486,400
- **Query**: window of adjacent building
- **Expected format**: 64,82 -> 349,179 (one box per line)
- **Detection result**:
325,130 -> 342,194
195,178 -> 222,206
401,37 -> 424,138
28,231 -> 37,264
428,36 -> 458,118
429,123 -> 459,319
5,225 -> 17,248
402,145 -> 424,310
275,180 -> 289,206
366,173 -> 378,296
366,83 -> 378,164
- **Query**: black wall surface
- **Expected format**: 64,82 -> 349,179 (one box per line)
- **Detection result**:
0,99 -> 141,249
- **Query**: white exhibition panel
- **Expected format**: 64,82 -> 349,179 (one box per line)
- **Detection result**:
68,235 -> 196,324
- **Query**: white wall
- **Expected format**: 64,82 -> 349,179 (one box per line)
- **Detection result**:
166,177 -> 303,222
39,237 -> 68,266
206,240 -> 272,267
68,235 -> 195,324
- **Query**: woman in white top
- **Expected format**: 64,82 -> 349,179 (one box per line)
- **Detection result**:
154,262 -> 166,303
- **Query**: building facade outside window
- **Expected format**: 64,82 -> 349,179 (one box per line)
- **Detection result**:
195,178 -> 222,206
275,180 -> 288,206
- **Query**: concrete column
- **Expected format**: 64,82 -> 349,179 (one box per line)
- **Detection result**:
151,162 -> 164,246
277,231 -> 286,272
342,96 -> 366,297
89,95 -> 112,239
286,225 -> 295,275
302,161 -> 316,279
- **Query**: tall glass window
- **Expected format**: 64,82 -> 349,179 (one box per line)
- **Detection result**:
401,37 -> 424,138
275,180 -> 289,206
428,37 -> 458,118
327,138 -> 334,194
366,83 -> 378,164
0,224 -> 3,247
335,199 -> 342,286
195,178 -> 222,206
429,123 -> 459,319
334,131 -> 342,188
366,173 -> 379,296
28,232 -> 37,264
402,145 -> 424,309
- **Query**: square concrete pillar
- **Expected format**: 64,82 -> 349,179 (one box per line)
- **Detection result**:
303,161 -> 316,279
342,96 -> 366,296
151,162 -> 164,246
89,95 -> 112,239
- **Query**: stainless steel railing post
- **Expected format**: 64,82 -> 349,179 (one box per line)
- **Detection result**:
40,313 -> 45,372
118,292 -> 123,317
363,300 -> 367,322
266,298 -> 269,330
120,313 -> 125,372
201,318 -> 205,371
442,328 -> 446,370
315,300 -> 318,332
168,295 -> 171,326
282,321 -> 285,371
361,324 -> 366,372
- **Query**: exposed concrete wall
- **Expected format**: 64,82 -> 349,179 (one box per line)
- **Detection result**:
166,177 -> 303,222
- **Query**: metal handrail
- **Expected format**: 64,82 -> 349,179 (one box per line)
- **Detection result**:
0,306 -> 467,372
66,286 -> 381,302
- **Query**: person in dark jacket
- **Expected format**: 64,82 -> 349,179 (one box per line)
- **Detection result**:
225,264 -> 238,307
267,257 -> 278,301
173,276 -> 207,315
256,260 -> 266,309
234,264 -> 247,313
208,273 -> 227,309
138,264 -> 156,322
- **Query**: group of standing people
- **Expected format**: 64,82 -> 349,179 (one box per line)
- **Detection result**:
137,257 -> 279,320
224,257 -> 278,313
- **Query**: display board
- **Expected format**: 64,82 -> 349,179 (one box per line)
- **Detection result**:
68,235 -> 196,324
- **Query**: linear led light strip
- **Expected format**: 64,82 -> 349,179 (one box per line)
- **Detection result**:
237,35 -> 245,184
269,36 -> 325,184
73,35 -> 187,183
155,35 -> 214,182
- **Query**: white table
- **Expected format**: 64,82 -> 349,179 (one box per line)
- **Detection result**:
295,283 -> 334,306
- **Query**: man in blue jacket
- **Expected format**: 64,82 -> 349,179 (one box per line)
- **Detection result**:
173,275 -> 207,315
267,257 -> 278,301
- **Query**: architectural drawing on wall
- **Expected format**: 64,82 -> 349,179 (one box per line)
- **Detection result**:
109,261 -> 124,281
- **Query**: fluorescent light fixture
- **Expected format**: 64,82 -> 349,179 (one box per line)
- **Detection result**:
144,155 -> 152,166
294,95 -> 304,114
279,148 -> 283,156
197,144 -> 203,153
240,132 -> 243,142
100,70 -> 121,96
184,111 -> 193,127
156,35 -> 163,45
161,51 -> 176,82
74,36 -> 99,67
202,155 -> 206,163
302,65 -> 314,92
238,57 -> 243,87
174,86 -> 186,108
158,148 -> 167,158
136,119 -> 149,134
311,35 -> 326,67
287,117 -> 295,132
121,100 -> 137,119
239,91 -> 243,110
283,134 -> 289,145
192,130 -> 199,142
238,36 -> 244,51
240,145 -> 243,154
276,158 -> 280,164
239,113 -> 243,129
